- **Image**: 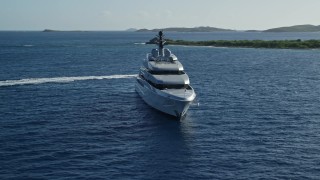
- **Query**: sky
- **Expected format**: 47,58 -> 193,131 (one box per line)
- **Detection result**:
0,0 -> 320,31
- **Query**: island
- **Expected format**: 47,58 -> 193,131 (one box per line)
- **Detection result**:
264,25 -> 320,32
137,26 -> 234,32
42,29 -> 87,32
43,29 -> 59,32
146,38 -> 320,49
137,24 -> 320,33
126,28 -> 138,32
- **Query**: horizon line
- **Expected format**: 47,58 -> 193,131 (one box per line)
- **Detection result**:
0,24 -> 319,32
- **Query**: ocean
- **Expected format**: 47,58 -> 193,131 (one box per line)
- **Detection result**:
1,31 -> 320,179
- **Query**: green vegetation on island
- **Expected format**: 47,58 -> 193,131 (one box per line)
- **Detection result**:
147,38 -> 320,49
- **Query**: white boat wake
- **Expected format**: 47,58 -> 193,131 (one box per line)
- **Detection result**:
0,74 -> 137,87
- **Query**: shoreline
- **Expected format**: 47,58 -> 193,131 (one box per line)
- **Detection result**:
164,39 -> 320,49
146,39 -> 320,49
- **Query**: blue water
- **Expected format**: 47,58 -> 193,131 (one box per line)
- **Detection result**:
1,31 -> 320,179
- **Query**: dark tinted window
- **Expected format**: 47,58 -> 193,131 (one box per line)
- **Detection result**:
149,70 -> 185,75
139,74 -> 190,90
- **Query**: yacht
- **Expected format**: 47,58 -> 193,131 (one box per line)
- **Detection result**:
135,31 -> 196,119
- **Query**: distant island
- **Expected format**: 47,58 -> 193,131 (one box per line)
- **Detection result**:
136,26 -> 234,32
125,28 -> 138,32
43,29 -> 59,32
43,29 -> 87,32
42,24 -> 320,33
146,38 -> 320,49
137,24 -> 320,33
264,24 -> 320,32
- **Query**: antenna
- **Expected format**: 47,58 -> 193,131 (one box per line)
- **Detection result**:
158,31 -> 165,56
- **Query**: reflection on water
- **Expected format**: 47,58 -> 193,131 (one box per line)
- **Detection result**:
133,95 -> 197,179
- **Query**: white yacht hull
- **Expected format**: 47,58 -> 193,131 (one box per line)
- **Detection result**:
135,77 -> 194,118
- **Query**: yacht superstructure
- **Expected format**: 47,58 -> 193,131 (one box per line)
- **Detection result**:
135,31 -> 196,119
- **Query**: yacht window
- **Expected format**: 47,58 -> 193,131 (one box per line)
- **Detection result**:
140,74 -> 190,90
149,70 -> 185,75
151,83 -> 189,90
161,84 -> 188,89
